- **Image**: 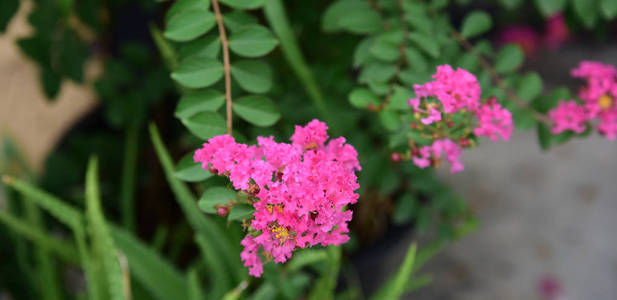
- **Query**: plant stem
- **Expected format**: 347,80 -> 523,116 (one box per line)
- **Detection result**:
451,29 -> 552,125
212,0 -> 233,135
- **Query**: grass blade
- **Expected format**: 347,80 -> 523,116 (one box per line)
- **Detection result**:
120,124 -> 139,232
85,157 -> 127,300
110,224 -> 188,300
263,0 -> 330,120
0,211 -> 78,264
309,246 -> 341,300
149,123 -> 244,282
370,243 -> 417,300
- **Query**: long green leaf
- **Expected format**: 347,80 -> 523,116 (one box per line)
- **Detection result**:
187,267 -> 205,300
263,0 -> 330,121
110,225 -> 188,300
370,243 -> 417,300
196,235 -> 231,298
309,246 -> 341,300
2,176 -> 82,229
0,211 -> 78,264
120,124 -> 139,232
85,157 -> 127,300
149,124 -> 244,282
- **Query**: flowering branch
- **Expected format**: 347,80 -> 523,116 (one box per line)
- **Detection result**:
212,0 -> 233,134
451,29 -> 552,125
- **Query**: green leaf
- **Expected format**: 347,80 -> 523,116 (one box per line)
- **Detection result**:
164,6 -> 216,42
408,32 -> 440,58
494,44 -> 524,74
171,56 -> 224,88
517,72 -> 543,101
0,0 -> 19,32
322,0 -> 381,34
370,243 -> 417,300
175,89 -> 225,119
233,95 -> 281,127
188,268 -> 205,300
231,60 -> 273,93
511,108 -> 537,130
286,249 -> 328,272
41,68 -> 61,100
219,0 -> 267,9
393,194 -> 417,225
179,35 -> 220,59
369,34 -> 400,62
85,157 -> 126,300
498,0 -> 523,9
534,0 -> 566,16
228,25 -> 279,57
308,246 -> 341,300
150,24 -> 179,69
532,86 -> 570,113
0,211 -> 78,264
264,0 -> 330,120
460,11 -> 492,38
601,0 -> 617,19
149,124 -> 244,283
198,187 -> 238,214
379,110 -> 400,132
349,88 -> 380,109
181,111 -> 227,140
224,10 -> 259,32
227,204 -> 255,221
166,0 -> 210,20
175,153 -> 212,182
358,63 -> 397,83
110,225 -> 188,300
572,0 -> 599,28
390,86 -> 412,111
195,235 -> 231,298
2,177 -> 82,229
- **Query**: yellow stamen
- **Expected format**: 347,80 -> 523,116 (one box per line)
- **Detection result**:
272,226 -> 289,241
599,94 -> 613,110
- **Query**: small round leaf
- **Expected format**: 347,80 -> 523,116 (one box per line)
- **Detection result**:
175,153 -> 212,182
198,187 -> 237,214
164,9 -> 216,42
231,60 -> 273,93
175,89 -> 225,119
228,25 -> 279,57
460,11 -> 492,38
171,56 -> 224,88
181,111 -> 227,139
233,95 -> 280,127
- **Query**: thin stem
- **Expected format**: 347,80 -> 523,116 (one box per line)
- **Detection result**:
212,0 -> 233,135
451,29 -> 552,125
120,123 -> 138,232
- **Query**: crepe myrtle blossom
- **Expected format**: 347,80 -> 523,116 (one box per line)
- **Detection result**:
548,100 -> 588,134
194,120 -> 360,277
544,13 -> 570,50
553,61 -> 617,139
412,139 -> 464,174
406,65 -> 512,173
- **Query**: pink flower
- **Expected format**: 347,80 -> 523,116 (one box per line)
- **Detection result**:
412,139 -> 464,173
544,13 -> 570,50
571,61 -> 617,118
290,119 -> 329,149
498,26 -> 541,57
194,119 -> 360,277
421,108 -> 442,125
474,100 -> 513,142
548,100 -> 588,134
598,108 -> 617,140
430,65 -> 481,113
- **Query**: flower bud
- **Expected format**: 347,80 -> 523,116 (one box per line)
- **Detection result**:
391,152 -> 401,163
216,206 -> 229,217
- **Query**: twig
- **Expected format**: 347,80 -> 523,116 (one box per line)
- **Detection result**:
212,0 -> 233,134
451,29 -> 552,125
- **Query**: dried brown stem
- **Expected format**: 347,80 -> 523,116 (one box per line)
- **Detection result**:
212,0 -> 233,134
451,29 -> 552,125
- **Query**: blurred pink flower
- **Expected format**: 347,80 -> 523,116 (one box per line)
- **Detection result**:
498,25 -> 541,57
544,13 -> 570,50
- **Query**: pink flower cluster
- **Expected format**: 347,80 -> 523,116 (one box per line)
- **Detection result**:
549,61 -> 617,139
407,65 -> 513,173
193,120 -> 361,277
412,139 -> 464,173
